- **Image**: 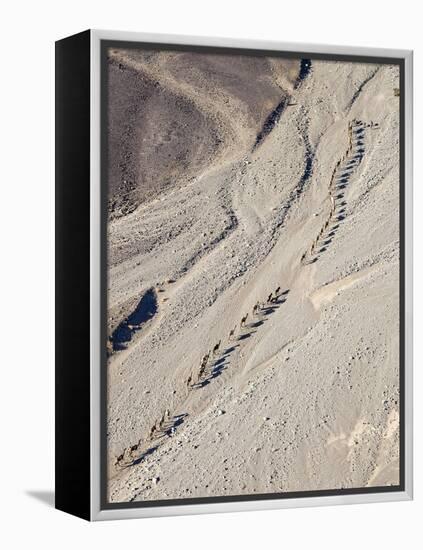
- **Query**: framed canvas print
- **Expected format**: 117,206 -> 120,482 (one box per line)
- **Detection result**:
55,29 -> 413,521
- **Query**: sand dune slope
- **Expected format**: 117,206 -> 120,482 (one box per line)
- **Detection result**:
106,54 -> 400,503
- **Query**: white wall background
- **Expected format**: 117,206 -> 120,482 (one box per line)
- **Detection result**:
0,0 -> 420,547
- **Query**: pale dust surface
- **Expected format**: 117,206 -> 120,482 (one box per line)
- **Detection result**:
105,52 -> 400,503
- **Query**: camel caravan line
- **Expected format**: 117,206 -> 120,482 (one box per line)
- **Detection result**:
114,283 -> 289,468
115,409 -> 188,468
114,283 -> 289,469
301,119 -> 370,266
187,285 -> 290,390
114,118 -> 378,471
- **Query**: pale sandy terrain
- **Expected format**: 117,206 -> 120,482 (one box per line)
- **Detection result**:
106,49 -> 400,503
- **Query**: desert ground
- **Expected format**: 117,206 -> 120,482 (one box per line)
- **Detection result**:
105,47 -> 400,503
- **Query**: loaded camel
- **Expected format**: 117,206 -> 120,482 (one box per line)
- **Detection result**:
212,340 -> 221,355
252,302 -> 261,316
240,313 -> 249,328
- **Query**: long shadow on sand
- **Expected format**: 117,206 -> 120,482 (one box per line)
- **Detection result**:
194,293 -> 289,388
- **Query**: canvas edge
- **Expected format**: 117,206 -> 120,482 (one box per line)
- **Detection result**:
403,49 -> 413,501
89,29 -> 413,521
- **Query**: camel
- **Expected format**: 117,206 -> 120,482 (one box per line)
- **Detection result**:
212,341 -> 221,355
116,453 -> 124,465
149,425 -> 156,440
275,286 -> 281,295
229,326 -> 236,339
158,412 -> 166,429
267,293 -> 273,303
198,362 -> 207,380
240,313 -> 248,328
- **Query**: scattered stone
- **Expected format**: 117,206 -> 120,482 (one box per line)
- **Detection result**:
217,409 -> 225,416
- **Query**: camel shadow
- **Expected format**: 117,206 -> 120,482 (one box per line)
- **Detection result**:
309,127 -> 367,265
131,445 -> 159,466
222,345 -> 239,355
197,359 -> 230,387
238,331 -> 256,340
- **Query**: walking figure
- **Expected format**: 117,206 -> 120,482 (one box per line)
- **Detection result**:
198,362 -> 206,379
212,340 -> 221,355
158,412 -> 166,430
